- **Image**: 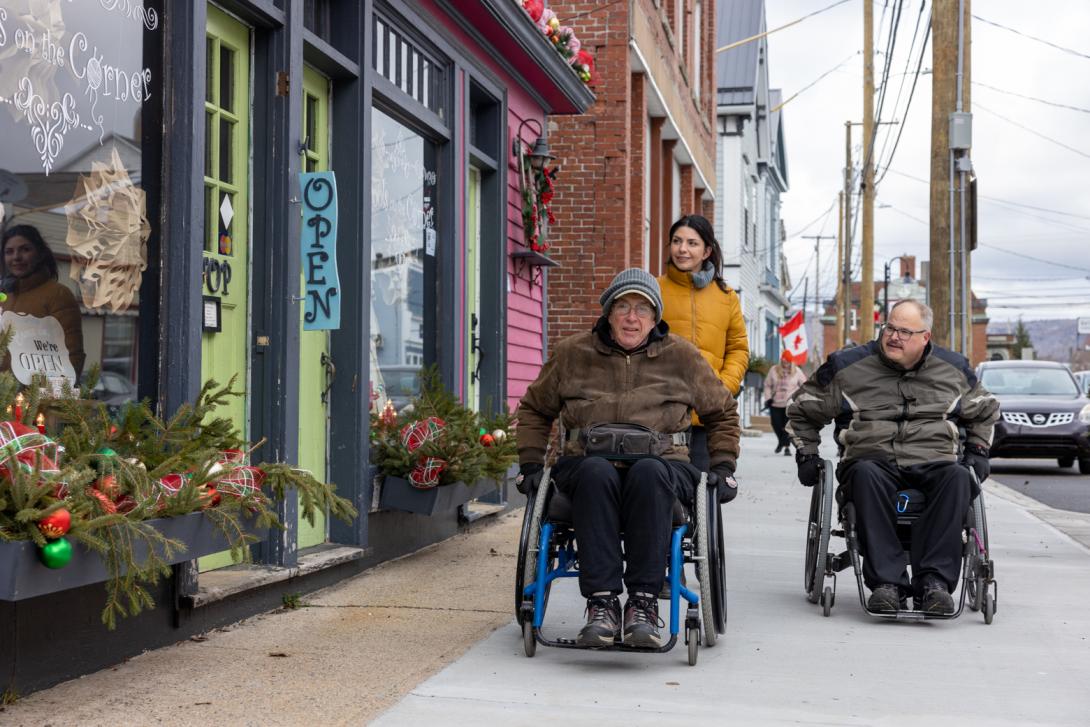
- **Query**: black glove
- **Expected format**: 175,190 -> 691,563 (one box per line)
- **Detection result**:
711,464 -> 738,504
515,462 -> 544,495
763,398 -> 773,411
962,444 -> 990,483
796,453 -> 821,488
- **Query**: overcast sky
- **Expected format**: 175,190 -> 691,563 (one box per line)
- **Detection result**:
764,0 -> 1090,324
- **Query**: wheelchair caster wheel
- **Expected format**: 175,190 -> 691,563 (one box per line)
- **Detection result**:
821,586 -> 834,617
687,627 -> 700,666
967,576 -> 983,612
523,620 -> 536,657
983,592 -> 995,625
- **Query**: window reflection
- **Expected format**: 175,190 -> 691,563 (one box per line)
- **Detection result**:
0,1 -> 156,408
369,108 -> 438,409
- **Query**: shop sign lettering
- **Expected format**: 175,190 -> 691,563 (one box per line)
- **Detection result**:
1,311 -> 76,386
300,171 -> 340,330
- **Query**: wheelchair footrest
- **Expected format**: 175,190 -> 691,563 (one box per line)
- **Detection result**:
829,551 -> 852,573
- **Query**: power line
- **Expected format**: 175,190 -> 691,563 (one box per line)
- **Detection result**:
884,168 -> 1090,220
972,13 -> 1090,61
975,102 -> 1090,159
981,243 -> 1090,273
715,0 -> 853,55
875,0 -> 928,171
784,197 -> 839,239
974,81 -> 1090,115
771,51 -> 861,113
875,11 -> 931,184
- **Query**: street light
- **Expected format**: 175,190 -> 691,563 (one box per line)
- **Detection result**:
883,254 -> 914,325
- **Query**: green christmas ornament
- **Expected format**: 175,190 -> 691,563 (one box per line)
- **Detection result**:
39,537 -> 73,569
98,447 -> 118,458
478,427 -> 487,436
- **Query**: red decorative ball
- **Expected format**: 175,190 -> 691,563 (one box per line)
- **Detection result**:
522,0 -> 544,22
95,474 -> 121,499
399,416 -> 446,453
409,457 -> 446,489
38,508 -> 72,539
479,433 -> 494,446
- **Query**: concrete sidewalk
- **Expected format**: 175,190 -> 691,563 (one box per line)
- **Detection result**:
376,433 -> 1090,726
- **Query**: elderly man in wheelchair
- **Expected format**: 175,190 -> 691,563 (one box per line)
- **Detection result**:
787,299 -> 999,617
515,268 -> 740,650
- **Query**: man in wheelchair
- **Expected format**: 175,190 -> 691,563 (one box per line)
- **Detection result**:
786,299 -> 998,614
515,268 -> 740,647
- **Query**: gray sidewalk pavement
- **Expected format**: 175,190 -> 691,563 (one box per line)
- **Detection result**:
376,433 -> 1090,726
4,433 -> 1089,725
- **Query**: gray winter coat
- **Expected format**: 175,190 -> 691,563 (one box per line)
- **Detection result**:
786,340 -> 998,466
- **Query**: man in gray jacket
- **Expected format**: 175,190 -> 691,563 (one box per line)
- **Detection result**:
786,299 -> 998,614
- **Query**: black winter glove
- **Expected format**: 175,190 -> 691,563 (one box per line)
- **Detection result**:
962,445 -> 990,483
796,453 -> 821,488
711,464 -> 738,504
515,462 -> 544,495
763,398 -> 773,411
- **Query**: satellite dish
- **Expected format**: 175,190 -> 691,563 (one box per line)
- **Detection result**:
0,170 -> 28,203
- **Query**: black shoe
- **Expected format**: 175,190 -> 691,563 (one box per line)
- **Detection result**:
783,446 -> 792,457
577,595 -> 621,646
866,584 -> 903,613
775,443 -> 783,454
623,592 -> 664,647
920,576 -> 955,615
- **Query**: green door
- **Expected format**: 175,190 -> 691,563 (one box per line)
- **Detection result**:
466,167 -> 481,411
200,6 -> 251,571
297,67 -> 332,549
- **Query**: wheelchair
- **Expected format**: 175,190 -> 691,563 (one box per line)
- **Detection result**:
803,459 -> 997,624
515,465 -> 727,665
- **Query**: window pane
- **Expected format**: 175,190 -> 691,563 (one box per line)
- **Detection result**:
205,185 -> 216,252
219,117 -> 233,183
219,192 -> 235,255
205,111 -> 215,177
370,108 -> 438,408
305,95 -> 318,151
220,46 -> 235,113
206,37 -> 216,103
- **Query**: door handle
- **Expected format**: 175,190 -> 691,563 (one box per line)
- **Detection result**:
321,352 -> 335,404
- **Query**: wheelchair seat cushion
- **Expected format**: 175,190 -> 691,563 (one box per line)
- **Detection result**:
545,489 -> 688,526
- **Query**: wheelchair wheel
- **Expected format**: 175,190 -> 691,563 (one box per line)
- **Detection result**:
515,470 -> 551,626
687,627 -> 699,666
523,620 -> 536,657
967,492 -> 990,612
708,483 -> 728,635
694,475 -> 717,647
804,460 -> 834,603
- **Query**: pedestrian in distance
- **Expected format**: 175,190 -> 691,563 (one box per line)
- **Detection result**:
515,268 -> 741,648
763,350 -> 807,457
786,299 -> 998,615
657,214 -> 748,471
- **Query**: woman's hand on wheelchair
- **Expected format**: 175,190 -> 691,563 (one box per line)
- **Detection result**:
515,462 -> 544,495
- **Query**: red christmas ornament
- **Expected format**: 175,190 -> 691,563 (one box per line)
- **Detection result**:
522,0 -> 544,23
479,433 -> 495,447
86,487 -> 118,514
38,508 -> 72,538
201,486 -> 222,508
95,474 -> 121,499
409,457 -> 446,489
399,416 -> 446,453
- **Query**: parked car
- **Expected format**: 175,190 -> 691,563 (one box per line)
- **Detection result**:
86,370 -> 138,413
977,360 -> 1090,473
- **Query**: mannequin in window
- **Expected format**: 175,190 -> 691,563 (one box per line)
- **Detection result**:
1,224 -> 86,380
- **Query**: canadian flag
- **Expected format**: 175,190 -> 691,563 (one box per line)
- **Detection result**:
779,311 -> 809,365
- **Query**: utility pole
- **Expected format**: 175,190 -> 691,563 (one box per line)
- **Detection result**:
835,192 -> 845,347
930,0 -> 972,353
843,121 -> 854,348
861,0 -> 876,343
802,234 -> 836,317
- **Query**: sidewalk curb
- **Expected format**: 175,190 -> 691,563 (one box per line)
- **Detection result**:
985,478 -> 1090,553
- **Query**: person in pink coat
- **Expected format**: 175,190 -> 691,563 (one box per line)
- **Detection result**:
763,351 -> 807,456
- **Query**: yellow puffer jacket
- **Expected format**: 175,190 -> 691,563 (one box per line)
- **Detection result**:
658,263 -> 749,419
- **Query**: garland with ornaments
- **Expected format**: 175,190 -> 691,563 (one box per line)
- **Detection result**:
0,327 -> 356,629
370,367 -> 517,490
518,0 -> 597,85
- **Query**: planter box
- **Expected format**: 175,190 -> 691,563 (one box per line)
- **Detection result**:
378,476 -> 498,516
0,511 -> 255,602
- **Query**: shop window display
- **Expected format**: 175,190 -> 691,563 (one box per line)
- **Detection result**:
0,1 -> 157,406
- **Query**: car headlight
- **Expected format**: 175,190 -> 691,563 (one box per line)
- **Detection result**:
1080,404 -> 1090,424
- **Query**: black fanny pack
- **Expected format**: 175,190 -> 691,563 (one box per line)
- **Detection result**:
569,423 -> 690,459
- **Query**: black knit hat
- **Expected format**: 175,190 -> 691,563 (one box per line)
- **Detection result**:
599,268 -> 663,323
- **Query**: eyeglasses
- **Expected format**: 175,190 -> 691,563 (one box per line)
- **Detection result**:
881,323 -> 928,340
612,301 -> 655,319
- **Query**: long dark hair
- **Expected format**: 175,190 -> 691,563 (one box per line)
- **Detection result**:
1,224 -> 59,280
667,214 -> 729,293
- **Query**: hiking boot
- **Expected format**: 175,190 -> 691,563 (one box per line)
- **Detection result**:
623,592 -> 664,648
866,584 -> 903,613
656,569 -> 686,600
920,576 -> 955,615
577,595 -> 621,647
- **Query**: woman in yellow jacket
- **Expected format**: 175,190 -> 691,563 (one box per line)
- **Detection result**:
658,214 -> 749,471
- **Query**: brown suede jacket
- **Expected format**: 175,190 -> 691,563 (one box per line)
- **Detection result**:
1,268 -> 86,378
516,320 -> 741,471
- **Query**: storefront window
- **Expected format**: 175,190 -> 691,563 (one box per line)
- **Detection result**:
0,2 -> 159,406
369,107 -> 438,408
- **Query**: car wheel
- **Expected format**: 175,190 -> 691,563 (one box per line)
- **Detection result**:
1079,458 -> 1090,476
1058,456 -> 1075,469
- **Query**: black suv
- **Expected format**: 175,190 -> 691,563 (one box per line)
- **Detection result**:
978,360 -> 1090,473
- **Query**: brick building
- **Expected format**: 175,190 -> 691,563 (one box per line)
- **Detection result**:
820,256 -> 990,365
540,0 -> 718,350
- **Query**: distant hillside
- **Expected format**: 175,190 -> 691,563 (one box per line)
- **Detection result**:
988,319 -> 1086,362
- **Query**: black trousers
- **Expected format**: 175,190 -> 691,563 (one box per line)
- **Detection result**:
553,456 -> 683,598
689,426 -> 710,472
838,459 -> 970,593
769,406 -> 790,449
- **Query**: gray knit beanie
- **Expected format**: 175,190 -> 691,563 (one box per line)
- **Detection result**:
599,268 -> 663,323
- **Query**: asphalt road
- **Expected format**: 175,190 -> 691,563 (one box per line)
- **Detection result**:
989,458 -> 1090,513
